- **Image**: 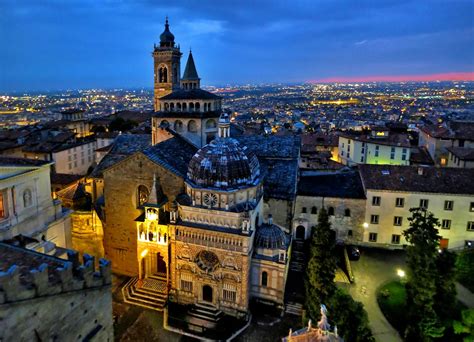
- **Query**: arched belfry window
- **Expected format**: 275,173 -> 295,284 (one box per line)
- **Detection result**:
137,185 -> 149,207
23,189 -> 32,208
261,271 -> 268,287
159,66 -> 168,83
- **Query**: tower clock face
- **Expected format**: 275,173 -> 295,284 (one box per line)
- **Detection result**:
203,193 -> 218,207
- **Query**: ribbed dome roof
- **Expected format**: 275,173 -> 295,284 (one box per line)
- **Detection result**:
187,138 -> 260,189
254,224 -> 288,249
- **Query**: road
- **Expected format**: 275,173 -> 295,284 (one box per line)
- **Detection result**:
341,247 -> 406,342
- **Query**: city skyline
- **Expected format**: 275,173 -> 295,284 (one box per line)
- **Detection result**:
1,0 -> 473,92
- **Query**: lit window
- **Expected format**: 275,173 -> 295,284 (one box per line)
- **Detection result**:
444,201 -> 453,211
369,232 -> 378,242
470,202 -> 474,212
180,280 -> 193,292
391,234 -> 400,244
441,219 -> 451,229
370,215 -> 379,224
0,193 -> 6,219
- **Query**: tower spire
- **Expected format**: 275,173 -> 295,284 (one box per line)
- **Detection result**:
181,50 -> 200,90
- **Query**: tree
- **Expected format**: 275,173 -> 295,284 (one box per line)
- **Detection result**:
305,207 -> 337,321
456,248 -> 474,292
434,249 -> 457,322
403,208 -> 444,341
329,289 -> 374,342
453,308 -> 474,342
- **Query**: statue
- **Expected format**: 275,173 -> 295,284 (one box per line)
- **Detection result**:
318,304 -> 330,332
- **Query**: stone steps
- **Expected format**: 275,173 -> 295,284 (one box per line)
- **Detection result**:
122,277 -> 168,311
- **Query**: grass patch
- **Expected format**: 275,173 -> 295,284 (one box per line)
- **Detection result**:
377,281 -> 407,334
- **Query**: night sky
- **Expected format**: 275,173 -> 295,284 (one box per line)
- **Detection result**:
1,0 -> 473,92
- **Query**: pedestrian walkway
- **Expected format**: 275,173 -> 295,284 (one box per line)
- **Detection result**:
456,282 -> 474,308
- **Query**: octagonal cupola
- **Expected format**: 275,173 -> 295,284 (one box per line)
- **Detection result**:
186,114 -> 260,190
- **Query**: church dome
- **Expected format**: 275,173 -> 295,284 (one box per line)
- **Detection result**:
187,138 -> 260,189
254,223 -> 288,249
160,18 -> 175,44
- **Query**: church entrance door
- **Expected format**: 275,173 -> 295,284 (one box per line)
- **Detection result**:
156,253 -> 167,277
202,285 -> 213,303
296,225 -> 306,240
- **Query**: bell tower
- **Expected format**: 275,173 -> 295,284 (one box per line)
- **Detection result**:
153,18 -> 182,111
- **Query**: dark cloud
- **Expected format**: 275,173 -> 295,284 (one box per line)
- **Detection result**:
0,0 -> 473,91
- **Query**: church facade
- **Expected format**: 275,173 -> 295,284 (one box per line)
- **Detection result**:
102,20 -> 294,317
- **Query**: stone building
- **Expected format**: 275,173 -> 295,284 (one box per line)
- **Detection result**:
0,242 -> 113,341
0,157 -> 72,252
293,171 -> 366,243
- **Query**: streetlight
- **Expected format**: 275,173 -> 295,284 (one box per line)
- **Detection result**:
363,222 -> 369,229
397,269 -> 405,278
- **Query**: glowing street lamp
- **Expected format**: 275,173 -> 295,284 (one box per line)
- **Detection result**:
397,269 -> 405,278
363,222 -> 369,229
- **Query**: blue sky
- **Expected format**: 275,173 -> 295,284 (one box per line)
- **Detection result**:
0,0 -> 473,92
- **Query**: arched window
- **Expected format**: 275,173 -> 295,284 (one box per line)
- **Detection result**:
137,185 -> 149,207
160,120 -> 169,128
177,103 -> 182,111
159,66 -> 168,83
261,271 -> 268,287
344,208 -> 351,217
206,119 -> 216,129
182,103 -> 187,111
195,102 -> 200,111
301,207 -> 307,214
170,103 -> 175,111
328,207 -> 335,216
23,189 -> 32,208
311,206 -> 317,215
174,120 -> 183,132
189,103 -> 195,111
164,103 -> 169,111
188,120 -> 197,133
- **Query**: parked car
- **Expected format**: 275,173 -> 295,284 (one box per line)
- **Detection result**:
347,245 -> 360,261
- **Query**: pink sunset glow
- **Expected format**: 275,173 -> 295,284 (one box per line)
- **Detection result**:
312,72 -> 474,83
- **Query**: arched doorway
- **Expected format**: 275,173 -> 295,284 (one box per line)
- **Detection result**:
296,225 -> 306,240
156,253 -> 167,276
202,285 -> 213,303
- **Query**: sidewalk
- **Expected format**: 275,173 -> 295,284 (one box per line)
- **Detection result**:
456,282 -> 474,308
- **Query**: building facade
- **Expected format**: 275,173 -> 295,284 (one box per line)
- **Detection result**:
338,127 -> 411,166
359,165 -> 474,249
0,158 -> 72,251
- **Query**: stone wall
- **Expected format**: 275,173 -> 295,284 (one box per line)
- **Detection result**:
103,152 -> 185,276
293,196 -> 366,243
0,253 -> 113,342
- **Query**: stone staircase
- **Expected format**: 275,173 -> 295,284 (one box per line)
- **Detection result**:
187,302 -> 224,331
122,275 -> 169,311
284,239 -> 308,316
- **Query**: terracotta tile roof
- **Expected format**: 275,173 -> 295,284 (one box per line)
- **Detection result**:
359,165 -> 474,195
447,147 -> 474,161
